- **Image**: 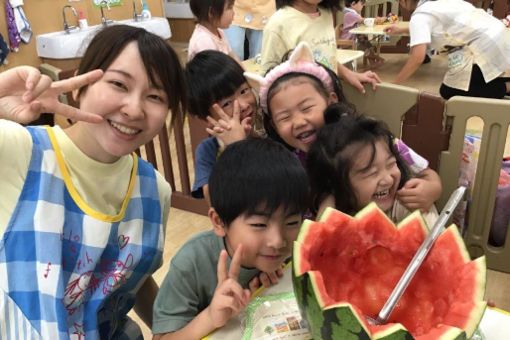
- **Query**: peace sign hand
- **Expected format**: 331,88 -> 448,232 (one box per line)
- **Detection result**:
206,245 -> 251,329
206,101 -> 252,146
0,66 -> 103,124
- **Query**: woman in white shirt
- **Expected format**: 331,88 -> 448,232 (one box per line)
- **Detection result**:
385,0 -> 510,99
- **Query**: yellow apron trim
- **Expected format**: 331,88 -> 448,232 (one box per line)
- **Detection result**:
45,126 -> 137,223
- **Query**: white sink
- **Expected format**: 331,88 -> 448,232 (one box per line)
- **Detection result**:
164,2 -> 193,19
118,17 -> 171,39
36,17 -> 172,59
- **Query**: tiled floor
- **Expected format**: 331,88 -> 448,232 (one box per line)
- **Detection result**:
132,52 -> 510,338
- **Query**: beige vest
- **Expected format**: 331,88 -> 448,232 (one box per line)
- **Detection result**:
414,0 -> 510,90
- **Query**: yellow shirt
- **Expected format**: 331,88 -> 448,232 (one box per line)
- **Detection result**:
260,6 -> 337,75
0,120 -> 171,236
231,0 -> 276,30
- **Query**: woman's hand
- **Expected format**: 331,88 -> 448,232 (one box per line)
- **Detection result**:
383,24 -> 407,35
0,66 -> 103,124
393,44 -> 427,84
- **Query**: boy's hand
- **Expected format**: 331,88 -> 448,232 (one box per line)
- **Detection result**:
206,245 -> 250,329
248,265 -> 285,292
206,101 -> 252,146
0,66 -> 103,124
398,168 -> 442,212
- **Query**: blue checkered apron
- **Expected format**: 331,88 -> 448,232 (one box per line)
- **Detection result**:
0,126 -> 164,339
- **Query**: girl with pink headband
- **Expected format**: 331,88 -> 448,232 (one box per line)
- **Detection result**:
245,42 -> 443,214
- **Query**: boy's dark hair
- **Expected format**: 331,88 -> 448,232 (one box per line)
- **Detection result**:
263,57 -> 356,150
276,0 -> 341,10
185,50 -> 246,119
307,105 -> 410,215
190,0 -> 234,23
77,25 -> 186,115
209,138 -> 310,226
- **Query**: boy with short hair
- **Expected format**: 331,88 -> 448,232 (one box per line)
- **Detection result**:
152,138 -> 310,339
186,50 -> 260,201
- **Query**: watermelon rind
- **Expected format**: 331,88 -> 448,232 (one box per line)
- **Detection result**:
292,204 -> 487,340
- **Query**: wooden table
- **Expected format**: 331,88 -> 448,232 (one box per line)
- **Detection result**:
337,49 -> 365,71
349,21 -> 409,58
349,21 -> 409,36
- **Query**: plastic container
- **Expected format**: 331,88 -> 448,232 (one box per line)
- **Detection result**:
141,1 -> 152,21
78,10 -> 89,29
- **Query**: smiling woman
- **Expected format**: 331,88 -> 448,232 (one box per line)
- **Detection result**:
0,25 -> 186,339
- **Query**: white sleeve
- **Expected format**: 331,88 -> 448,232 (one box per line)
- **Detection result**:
409,13 -> 433,47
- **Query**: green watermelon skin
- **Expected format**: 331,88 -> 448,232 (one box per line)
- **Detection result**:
292,204 -> 486,340
292,271 -> 371,340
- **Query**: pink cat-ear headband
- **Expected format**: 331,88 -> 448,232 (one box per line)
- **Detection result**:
244,42 -> 334,112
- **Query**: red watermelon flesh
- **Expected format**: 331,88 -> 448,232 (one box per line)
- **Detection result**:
294,203 -> 486,338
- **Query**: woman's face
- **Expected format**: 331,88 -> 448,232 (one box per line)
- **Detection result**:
69,42 -> 169,163
269,77 -> 337,152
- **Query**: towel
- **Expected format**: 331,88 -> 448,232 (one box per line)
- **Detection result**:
9,0 -> 32,44
5,0 -> 20,51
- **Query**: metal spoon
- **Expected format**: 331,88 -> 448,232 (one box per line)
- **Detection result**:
367,186 -> 466,325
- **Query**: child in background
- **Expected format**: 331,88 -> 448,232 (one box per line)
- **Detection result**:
260,0 -> 380,93
152,138 -> 310,339
186,50 -> 260,201
340,0 -> 385,68
0,25 -> 186,338
307,109 -> 438,225
245,42 -> 442,214
224,0 -> 276,60
188,0 -> 239,62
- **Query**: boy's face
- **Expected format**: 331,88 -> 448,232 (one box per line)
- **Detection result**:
210,82 -> 257,125
211,206 -> 302,273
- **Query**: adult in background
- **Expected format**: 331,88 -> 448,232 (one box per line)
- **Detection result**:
385,0 -> 510,99
224,0 -> 276,60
